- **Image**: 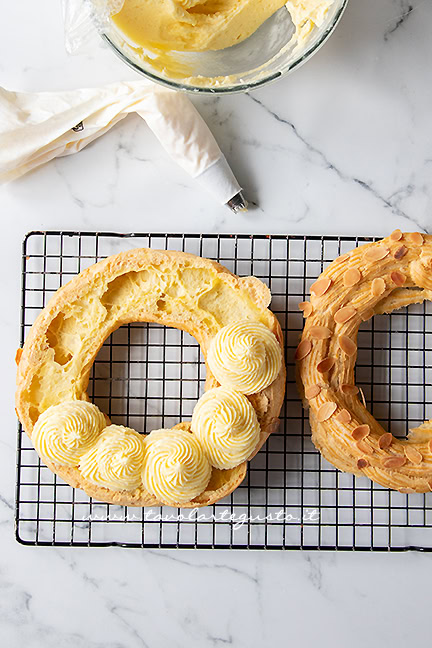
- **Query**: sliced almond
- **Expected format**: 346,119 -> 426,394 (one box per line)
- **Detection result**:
404,446 -> 422,465
390,271 -> 406,287
407,232 -> 424,246
298,301 -> 313,318
359,388 -> 367,408
335,409 -> 352,424
381,456 -> 406,469
317,357 -> 336,373
371,277 -> 386,297
356,440 -> 373,455
343,268 -> 362,287
429,439 -> 432,454
360,308 -> 375,322
357,458 -> 369,469
295,339 -> 312,360
399,488 -> 416,494
310,277 -> 332,297
317,402 -> 337,422
334,306 -> 357,324
394,245 -> 407,260
339,335 -> 357,357
352,424 -> 370,441
340,384 -> 359,396
378,432 -> 393,449
390,229 -> 403,242
338,253 -> 350,263
364,246 -> 389,262
309,326 -> 332,340
305,384 -> 321,399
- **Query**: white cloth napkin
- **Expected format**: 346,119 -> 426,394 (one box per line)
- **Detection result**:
0,80 -> 243,207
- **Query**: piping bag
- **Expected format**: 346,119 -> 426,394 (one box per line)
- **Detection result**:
0,81 -> 247,212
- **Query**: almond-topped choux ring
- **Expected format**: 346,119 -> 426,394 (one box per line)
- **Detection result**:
297,232 -> 432,494
16,248 -> 285,507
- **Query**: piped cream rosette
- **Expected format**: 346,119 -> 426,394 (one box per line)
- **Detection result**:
191,387 -> 260,469
207,320 -> 282,395
142,429 -> 212,505
79,425 -> 146,492
32,400 -> 106,466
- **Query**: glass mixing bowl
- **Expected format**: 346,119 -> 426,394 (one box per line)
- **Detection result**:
101,1 -> 349,94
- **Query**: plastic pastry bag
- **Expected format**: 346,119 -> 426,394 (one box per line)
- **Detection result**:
0,81 -> 244,208
61,0 -> 125,54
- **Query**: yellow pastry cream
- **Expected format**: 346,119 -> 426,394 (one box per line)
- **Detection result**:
289,0 -> 335,47
32,400 -> 106,467
111,0 -> 334,53
191,387 -> 260,469
79,425 -> 146,491
142,429 -> 212,504
207,320 -> 282,395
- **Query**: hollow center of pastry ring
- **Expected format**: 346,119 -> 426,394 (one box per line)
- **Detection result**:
24,262 -> 274,423
355,305 -> 432,438
90,322 -> 205,432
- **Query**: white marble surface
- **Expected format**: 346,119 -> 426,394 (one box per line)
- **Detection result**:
1,0 -> 432,646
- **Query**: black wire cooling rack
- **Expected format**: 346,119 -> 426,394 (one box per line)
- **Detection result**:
15,231 -> 432,550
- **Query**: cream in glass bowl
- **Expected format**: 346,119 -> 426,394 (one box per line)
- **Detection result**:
100,0 -> 349,93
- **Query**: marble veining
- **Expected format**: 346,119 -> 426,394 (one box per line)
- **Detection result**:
1,0 -> 432,646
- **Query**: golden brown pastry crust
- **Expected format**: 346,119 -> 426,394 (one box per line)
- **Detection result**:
297,232 -> 432,494
16,248 -> 285,507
